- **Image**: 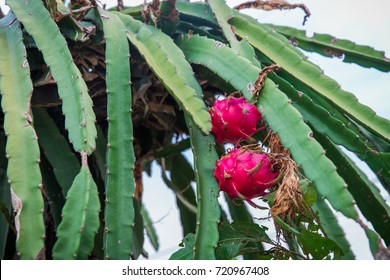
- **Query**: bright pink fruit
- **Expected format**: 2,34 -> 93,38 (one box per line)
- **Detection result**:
209,97 -> 263,143
214,147 -> 279,208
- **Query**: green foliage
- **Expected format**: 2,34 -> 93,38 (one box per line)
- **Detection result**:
265,24 -> 390,72
189,122 -> 221,260
0,13 -> 45,259
97,8 -> 136,260
216,222 -> 272,260
169,233 -> 195,260
0,0 -> 388,260
52,166 -> 100,260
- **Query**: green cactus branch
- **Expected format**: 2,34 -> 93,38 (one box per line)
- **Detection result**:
0,12 -> 45,259
97,8 -> 135,260
187,120 -> 221,260
266,24 -> 390,72
52,166 -> 100,260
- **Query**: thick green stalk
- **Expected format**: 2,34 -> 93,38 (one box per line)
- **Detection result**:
98,8 -> 135,260
116,12 -> 220,258
0,13 -> 45,259
7,0 -> 97,154
52,165 -> 100,259
187,118 -> 221,259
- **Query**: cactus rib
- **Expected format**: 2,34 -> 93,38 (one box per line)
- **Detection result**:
52,166 -> 100,260
97,8 -> 135,260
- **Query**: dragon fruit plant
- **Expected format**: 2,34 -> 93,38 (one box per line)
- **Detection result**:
0,0 -> 389,261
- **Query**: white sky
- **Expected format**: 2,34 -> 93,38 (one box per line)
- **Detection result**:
1,0 -> 389,260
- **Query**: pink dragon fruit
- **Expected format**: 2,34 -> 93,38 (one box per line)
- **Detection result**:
209,97 -> 263,143
214,147 -> 279,208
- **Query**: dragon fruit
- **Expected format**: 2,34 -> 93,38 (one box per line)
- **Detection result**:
214,147 -> 280,208
209,97 -> 263,143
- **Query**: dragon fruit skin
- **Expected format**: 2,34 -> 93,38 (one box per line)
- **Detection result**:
214,147 -> 279,207
209,97 -> 263,143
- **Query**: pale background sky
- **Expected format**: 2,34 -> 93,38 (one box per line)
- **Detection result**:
0,0 -> 389,260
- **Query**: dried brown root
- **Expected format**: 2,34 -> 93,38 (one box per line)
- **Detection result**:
250,64 -> 281,101
263,131 -> 315,228
234,0 -> 311,25
270,158 -> 306,220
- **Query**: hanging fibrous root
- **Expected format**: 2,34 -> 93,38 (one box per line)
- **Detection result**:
234,0 -> 311,25
264,131 -> 315,224
250,64 -> 281,102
